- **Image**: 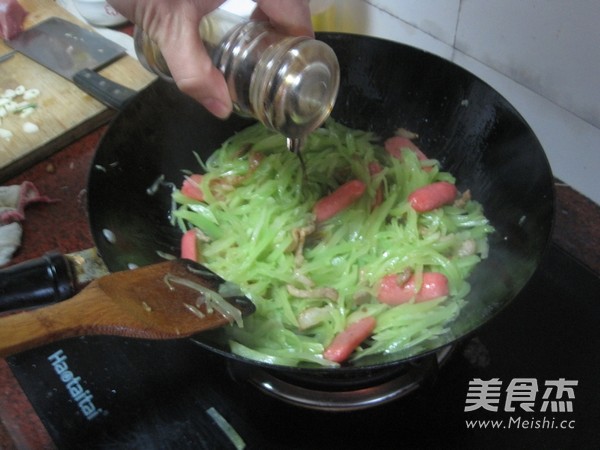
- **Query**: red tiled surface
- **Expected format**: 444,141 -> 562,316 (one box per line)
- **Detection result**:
0,127 -> 105,450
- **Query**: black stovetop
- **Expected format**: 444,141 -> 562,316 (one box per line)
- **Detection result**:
7,243 -> 600,449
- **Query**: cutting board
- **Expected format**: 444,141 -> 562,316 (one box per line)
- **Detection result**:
0,0 -> 156,181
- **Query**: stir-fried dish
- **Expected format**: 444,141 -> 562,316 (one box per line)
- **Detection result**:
172,120 -> 494,367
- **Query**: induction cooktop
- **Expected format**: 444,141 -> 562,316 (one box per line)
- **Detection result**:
7,243 -> 600,449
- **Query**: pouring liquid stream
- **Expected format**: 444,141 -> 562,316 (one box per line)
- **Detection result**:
287,137 -> 307,179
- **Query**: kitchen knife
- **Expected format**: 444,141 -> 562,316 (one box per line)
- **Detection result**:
6,17 -> 137,110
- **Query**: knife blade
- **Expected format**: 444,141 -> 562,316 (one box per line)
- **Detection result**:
6,17 -> 137,109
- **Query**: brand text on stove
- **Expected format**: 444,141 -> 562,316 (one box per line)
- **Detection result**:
48,349 -> 105,421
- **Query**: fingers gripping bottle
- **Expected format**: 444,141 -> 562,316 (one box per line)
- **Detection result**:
134,7 -> 340,154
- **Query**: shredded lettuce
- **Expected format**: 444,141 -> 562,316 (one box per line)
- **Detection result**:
173,120 -> 494,367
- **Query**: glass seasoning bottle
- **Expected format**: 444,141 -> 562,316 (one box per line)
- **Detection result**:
133,7 -> 340,149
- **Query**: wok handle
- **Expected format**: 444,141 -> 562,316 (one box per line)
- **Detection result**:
73,68 -> 137,110
0,252 -> 76,313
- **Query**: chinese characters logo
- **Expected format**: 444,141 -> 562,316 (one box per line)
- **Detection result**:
465,378 -> 577,413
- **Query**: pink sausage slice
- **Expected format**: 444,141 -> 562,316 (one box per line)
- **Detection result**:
408,181 -> 457,212
181,229 -> 199,261
384,136 -> 428,161
181,174 -> 205,201
314,179 -> 366,222
377,272 -> 449,305
323,316 -> 377,363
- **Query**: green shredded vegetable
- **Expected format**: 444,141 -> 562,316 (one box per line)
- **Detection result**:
173,120 -> 494,367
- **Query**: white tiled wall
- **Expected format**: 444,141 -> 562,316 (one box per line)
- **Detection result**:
317,0 -> 600,205
456,0 -> 600,130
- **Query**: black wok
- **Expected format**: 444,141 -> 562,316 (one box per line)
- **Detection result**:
87,33 -> 554,389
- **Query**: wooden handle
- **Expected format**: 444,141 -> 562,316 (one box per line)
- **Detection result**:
0,258 -> 255,358
73,68 -> 138,110
0,281 -> 122,358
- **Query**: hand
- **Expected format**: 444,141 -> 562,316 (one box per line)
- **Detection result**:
108,0 -> 313,119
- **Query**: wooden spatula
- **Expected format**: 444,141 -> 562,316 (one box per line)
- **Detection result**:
0,259 -> 254,358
